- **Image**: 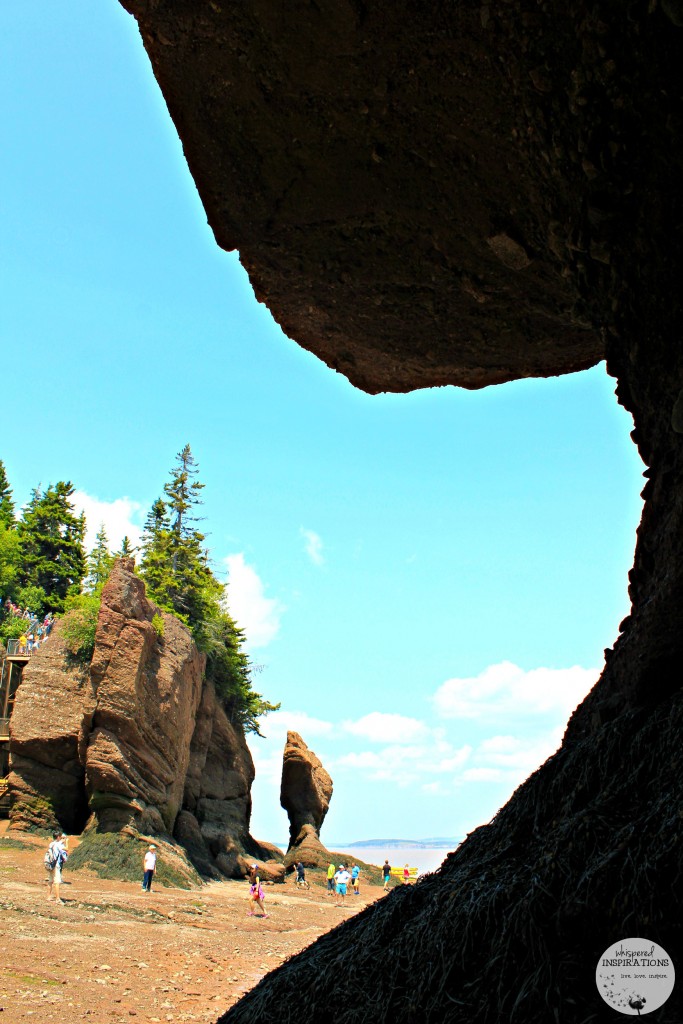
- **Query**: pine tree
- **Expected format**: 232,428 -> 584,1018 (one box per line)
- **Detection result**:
17,481 -> 86,613
141,447 -> 219,626
119,536 -> 134,557
139,446 -> 279,732
0,460 -> 15,528
86,523 -> 115,593
139,497 -> 174,612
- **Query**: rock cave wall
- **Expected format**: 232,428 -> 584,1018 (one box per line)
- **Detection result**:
102,1 -> 683,1019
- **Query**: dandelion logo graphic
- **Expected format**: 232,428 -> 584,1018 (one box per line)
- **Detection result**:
596,938 -> 675,1015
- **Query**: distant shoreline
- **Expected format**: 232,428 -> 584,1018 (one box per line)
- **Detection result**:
274,838 -> 462,851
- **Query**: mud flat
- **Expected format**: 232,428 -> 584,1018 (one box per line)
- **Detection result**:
0,832 -> 386,1022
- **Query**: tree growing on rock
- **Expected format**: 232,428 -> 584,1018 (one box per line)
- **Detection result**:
85,524 -> 115,594
140,445 -> 278,733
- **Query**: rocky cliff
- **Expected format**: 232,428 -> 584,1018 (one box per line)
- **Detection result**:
8,627 -> 93,834
85,561 -> 205,836
280,731 -> 333,869
8,560 -> 283,880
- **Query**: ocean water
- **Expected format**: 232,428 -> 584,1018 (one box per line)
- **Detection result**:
329,844 -> 458,876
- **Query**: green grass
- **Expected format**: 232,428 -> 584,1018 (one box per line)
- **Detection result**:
0,837 -> 32,851
66,831 -> 201,889
2,971 -> 60,987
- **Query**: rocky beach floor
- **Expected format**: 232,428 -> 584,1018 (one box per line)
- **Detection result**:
0,832 -> 388,1024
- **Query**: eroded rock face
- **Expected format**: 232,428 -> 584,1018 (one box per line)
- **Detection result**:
86,560 -> 205,834
280,731 -> 333,861
181,681 -> 284,882
8,626 -> 93,833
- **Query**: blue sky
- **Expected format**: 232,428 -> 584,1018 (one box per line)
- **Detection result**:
2,2 -> 645,845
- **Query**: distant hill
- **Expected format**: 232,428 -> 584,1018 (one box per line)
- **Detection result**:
343,837 -> 462,850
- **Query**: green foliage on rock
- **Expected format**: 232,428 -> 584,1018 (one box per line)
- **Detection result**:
151,612 -> 165,639
61,594 -> 101,662
67,831 -> 201,889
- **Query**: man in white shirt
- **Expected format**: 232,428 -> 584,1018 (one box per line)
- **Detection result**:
334,864 -> 351,906
142,845 -> 157,892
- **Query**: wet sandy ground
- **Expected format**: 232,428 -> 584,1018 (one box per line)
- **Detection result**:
0,832 -> 386,1024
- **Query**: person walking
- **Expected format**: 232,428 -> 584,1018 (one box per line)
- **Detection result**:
403,863 -> 411,884
45,832 -> 68,904
326,861 -> 336,895
351,863 -> 360,894
247,865 -> 268,917
142,845 -> 157,892
382,859 -> 392,891
334,864 -> 351,907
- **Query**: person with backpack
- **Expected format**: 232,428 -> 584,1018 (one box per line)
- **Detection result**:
45,832 -> 68,904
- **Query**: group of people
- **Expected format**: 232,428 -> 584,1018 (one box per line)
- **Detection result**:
2,599 -> 37,620
43,838 -> 412,916
12,610 -> 54,654
326,861 -> 361,905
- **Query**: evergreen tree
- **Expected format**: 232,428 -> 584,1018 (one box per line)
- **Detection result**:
164,444 -> 204,547
119,535 -> 134,557
139,497 -> 173,611
0,460 -> 15,528
17,481 -> 86,613
0,521 -> 21,596
141,448 -> 218,626
140,445 -> 279,733
86,523 -> 115,593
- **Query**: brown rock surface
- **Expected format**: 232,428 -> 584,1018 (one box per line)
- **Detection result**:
280,731 -> 333,860
182,682 -> 284,881
118,0 -> 603,393
85,560 -> 205,835
8,625 -> 93,833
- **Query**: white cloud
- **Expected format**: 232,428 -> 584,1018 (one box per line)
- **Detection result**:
223,553 -> 284,650
477,730 -> 561,768
300,527 -> 324,566
432,661 -> 597,721
337,740 -> 472,786
256,709 -> 334,743
343,712 -> 430,744
72,490 -> 145,553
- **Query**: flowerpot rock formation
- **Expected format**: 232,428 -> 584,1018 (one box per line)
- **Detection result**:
280,731 -> 333,868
